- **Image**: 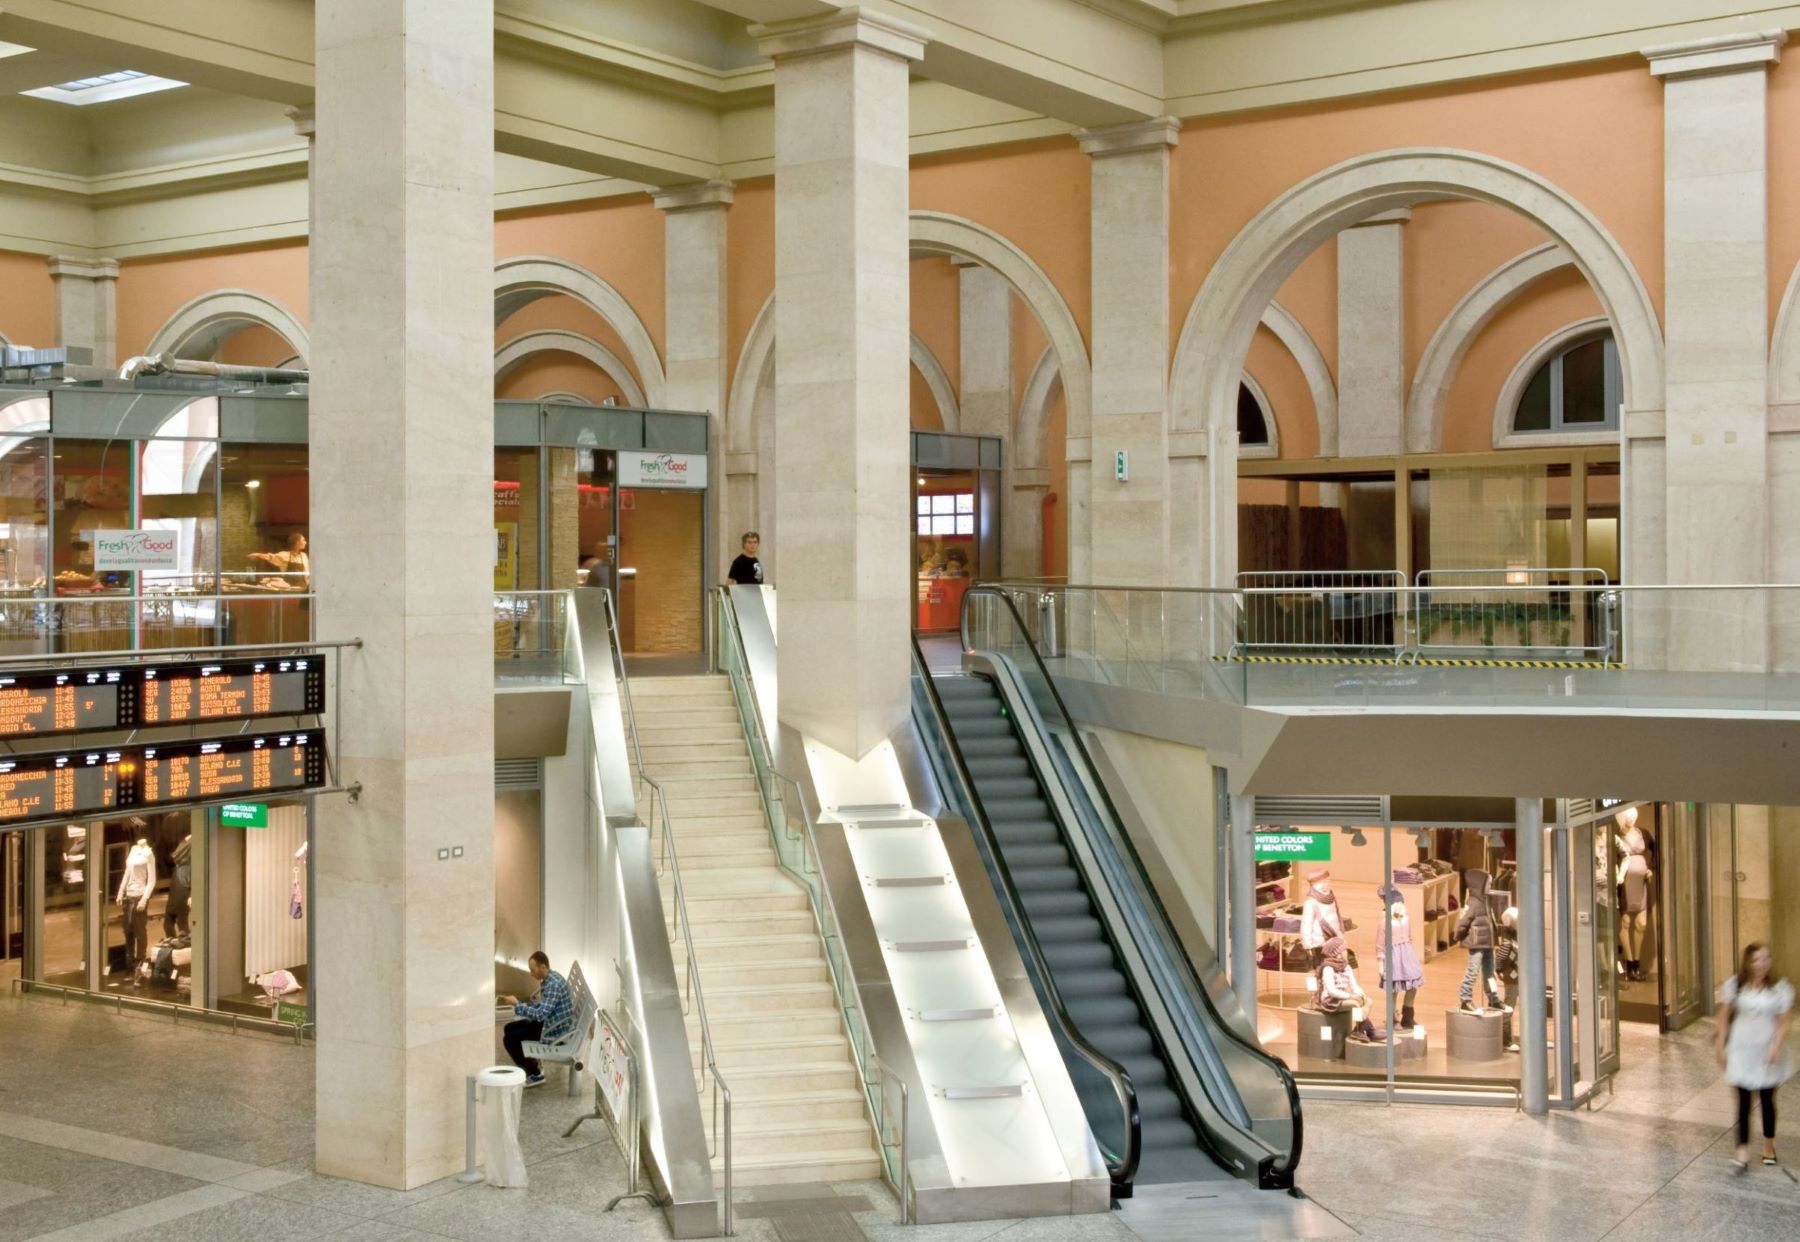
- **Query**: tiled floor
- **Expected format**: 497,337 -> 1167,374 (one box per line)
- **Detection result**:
2,989 -> 1796,1240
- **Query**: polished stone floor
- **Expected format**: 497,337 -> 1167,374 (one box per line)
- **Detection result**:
1,989 -> 1794,1240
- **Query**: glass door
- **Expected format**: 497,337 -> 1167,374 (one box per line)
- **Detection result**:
1590,814 -> 1620,1075
1,830 -> 21,966
1661,803 -> 1704,1030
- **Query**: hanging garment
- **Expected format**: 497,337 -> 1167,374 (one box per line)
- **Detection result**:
290,874 -> 304,920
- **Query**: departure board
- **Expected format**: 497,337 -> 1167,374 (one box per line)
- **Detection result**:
0,656 -> 322,740
0,669 -> 131,739
139,733 -> 324,806
0,732 -> 327,828
141,658 -> 324,725
0,749 -> 123,824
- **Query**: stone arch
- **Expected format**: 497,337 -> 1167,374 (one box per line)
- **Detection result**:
145,289 -> 310,365
493,256 -> 665,406
1172,148 -> 1664,586
1771,260 -> 1800,404
1491,315 -> 1613,449
537,391 -> 589,405
909,333 -> 959,431
1016,348 -> 1062,473
1258,302 -> 1334,454
493,329 -> 647,407
1408,242 -> 1574,452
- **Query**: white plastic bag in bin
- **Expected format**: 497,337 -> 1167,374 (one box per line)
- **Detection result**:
477,1065 -> 529,1188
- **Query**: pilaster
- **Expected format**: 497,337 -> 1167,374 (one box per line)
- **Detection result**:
46,255 -> 119,370
1076,116 -> 1178,585
1335,209 -> 1409,458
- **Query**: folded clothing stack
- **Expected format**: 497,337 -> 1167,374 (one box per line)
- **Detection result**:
1271,914 -> 1302,934
1391,867 -> 1422,885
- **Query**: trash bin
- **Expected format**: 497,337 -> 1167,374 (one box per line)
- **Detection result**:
477,1065 -> 529,1188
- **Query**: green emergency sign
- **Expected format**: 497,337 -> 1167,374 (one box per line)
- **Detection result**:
1253,831 -> 1331,862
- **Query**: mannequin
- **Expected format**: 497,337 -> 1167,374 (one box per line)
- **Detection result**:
1454,867 -> 1509,1013
1300,868 -> 1345,968
115,835 -> 156,977
1317,935 -> 1382,1043
1615,807 -> 1653,981
164,833 -> 192,938
1376,884 -> 1426,1030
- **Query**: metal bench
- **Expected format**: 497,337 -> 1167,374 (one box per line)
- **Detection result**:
523,960 -> 598,1095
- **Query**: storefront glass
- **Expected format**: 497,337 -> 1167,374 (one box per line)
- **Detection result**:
915,468 -> 979,632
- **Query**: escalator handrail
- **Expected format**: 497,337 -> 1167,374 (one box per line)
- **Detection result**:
958,585 -> 1304,1186
910,638 -> 1142,1193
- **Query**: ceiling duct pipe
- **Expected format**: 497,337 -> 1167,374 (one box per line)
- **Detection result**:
118,353 -> 310,384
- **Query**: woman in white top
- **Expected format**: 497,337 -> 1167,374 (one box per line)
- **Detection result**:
1715,942 -> 1794,1171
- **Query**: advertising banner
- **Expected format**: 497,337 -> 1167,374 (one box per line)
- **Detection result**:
1253,831 -> 1332,862
617,450 -> 707,489
91,529 -> 179,571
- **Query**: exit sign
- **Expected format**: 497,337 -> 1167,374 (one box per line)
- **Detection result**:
1254,831 -> 1331,862
221,803 -> 268,828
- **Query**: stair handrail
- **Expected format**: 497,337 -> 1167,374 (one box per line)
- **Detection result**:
958,585 -> 1303,1188
713,586 -> 906,1204
910,638 -> 1143,1195
601,591 -> 733,1234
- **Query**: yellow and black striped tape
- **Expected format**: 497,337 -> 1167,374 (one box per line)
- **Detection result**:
1213,654 -> 1624,670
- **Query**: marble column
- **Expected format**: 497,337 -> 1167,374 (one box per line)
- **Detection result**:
1516,798 -> 1548,1116
46,256 -> 119,369
309,0 -> 496,1189
1647,32 -> 1782,668
654,179 -> 734,578
754,10 -> 926,758
1334,210 -> 1408,458
1077,117 -> 1178,586
956,259 -> 1012,438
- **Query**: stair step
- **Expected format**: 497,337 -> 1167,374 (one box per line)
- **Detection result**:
637,725 -> 746,746
662,868 -> 803,897
698,1034 -> 854,1070
669,829 -> 773,856
640,766 -> 759,788
632,676 -> 733,694
682,889 -> 810,915
671,847 -> 780,871
638,742 -> 750,764
680,958 -> 830,987
665,795 -> 769,817
684,933 -> 826,964
703,1087 -> 867,1127
714,1148 -> 885,1187
681,909 -> 816,938
699,980 -> 837,1015
708,1118 -> 876,1159
666,813 -> 772,835
690,1007 -> 845,1042
702,1062 -> 862,1097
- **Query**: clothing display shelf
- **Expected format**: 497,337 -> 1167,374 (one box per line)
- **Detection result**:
1392,871 -> 1458,965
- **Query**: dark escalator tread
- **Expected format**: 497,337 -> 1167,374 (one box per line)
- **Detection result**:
1019,889 -> 1092,919
948,716 -> 1015,738
1136,1146 -> 1220,1186
1030,914 -> 1105,944
1064,996 -> 1145,1028
958,736 -> 1025,759
992,822 -> 1062,848
1009,865 -> 1088,893
982,796 -> 1056,822
965,756 -> 1033,779
1135,1087 -> 1188,1119
934,677 -> 995,699
1040,941 -> 1117,970
998,842 -> 1076,871
1054,968 -> 1132,999
970,775 -> 1043,800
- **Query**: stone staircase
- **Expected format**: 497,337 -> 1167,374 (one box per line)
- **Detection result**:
630,674 -> 883,1186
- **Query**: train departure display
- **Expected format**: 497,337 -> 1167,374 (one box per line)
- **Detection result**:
0,657 -> 322,740
0,732 -> 327,828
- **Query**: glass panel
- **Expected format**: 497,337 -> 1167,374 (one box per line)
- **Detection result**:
1514,359 -> 1553,431
913,470 -> 975,633
0,433 -> 50,655
1559,337 -> 1608,425
213,800 -> 308,1017
617,488 -> 703,655
1615,804 -> 1661,1025
1709,805 -> 1737,1006
1,830 -> 21,962
40,822 -> 88,986
1664,803 -> 1704,1028
219,442 -> 310,650
103,817 -> 166,995
572,450 -> 613,592
492,448 -> 540,592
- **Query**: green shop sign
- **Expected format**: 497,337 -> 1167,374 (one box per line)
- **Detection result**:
276,1000 -> 309,1026
1254,831 -> 1332,862
221,803 -> 268,828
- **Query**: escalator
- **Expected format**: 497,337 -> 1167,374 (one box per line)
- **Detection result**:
912,588 -> 1301,1197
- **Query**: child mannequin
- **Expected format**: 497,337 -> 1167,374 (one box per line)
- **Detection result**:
1318,935 -> 1383,1043
1377,884 -> 1426,1030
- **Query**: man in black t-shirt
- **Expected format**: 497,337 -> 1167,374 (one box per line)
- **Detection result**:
726,532 -> 763,586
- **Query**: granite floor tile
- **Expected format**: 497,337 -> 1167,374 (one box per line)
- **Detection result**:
117,1191 -> 363,1241
253,1169 -> 466,1219
0,1178 -> 52,1212
319,1222 -> 460,1242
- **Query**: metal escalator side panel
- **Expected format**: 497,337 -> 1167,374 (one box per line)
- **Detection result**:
968,651 -> 1299,1190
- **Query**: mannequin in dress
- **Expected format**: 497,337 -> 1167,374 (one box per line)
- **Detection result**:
1300,868 -> 1345,969
115,835 -> 156,976
1615,807 -> 1653,981
1376,885 -> 1426,1030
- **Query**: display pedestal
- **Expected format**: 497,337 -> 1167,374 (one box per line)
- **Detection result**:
1298,1007 -> 1351,1061
1445,1008 -> 1506,1062
1399,1027 -> 1429,1061
1342,1037 -> 1389,1069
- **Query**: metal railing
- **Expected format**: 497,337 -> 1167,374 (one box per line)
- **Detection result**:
494,589 -> 578,681
603,590 -> 733,1235
910,640 -> 1143,1196
712,587 -> 912,1208
1235,570 -> 1406,660
1411,567 -> 1614,664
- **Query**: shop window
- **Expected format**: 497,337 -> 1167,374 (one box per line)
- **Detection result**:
1511,332 -> 1620,437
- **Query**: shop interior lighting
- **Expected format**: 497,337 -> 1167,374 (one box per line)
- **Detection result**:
23,69 -> 188,105
1345,826 -> 1367,847
244,479 -> 261,489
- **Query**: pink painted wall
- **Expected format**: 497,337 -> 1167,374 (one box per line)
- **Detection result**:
116,241 -> 310,358
0,250 -> 55,347
495,197 -> 666,356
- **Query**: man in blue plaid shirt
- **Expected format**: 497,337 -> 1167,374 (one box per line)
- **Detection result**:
499,951 -> 572,1087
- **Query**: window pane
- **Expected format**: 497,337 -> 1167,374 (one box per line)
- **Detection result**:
1237,384 -> 1269,445
1561,338 -> 1608,424
932,494 -> 954,515
955,515 -> 974,535
1514,360 -> 1553,432
917,496 -> 931,517
955,493 -> 973,514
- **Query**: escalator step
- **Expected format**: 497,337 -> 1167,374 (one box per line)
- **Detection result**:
971,775 -> 1041,800
1118,1053 -> 1172,1086
1051,969 -> 1128,1000
992,820 -> 1060,847
1019,889 -> 1092,919
1143,1117 -> 1202,1147
1031,914 -> 1104,944
934,678 -> 995,698
948,716 -> 1013,738
1135,1087 -> 1187,1119
1066,996 -> 1144,1028
1040,938 -> 1114,966
964,756 -> 1032,780
999,842 -> 1074,870
958,737 -> 1023,759
983,795 -> 1054,820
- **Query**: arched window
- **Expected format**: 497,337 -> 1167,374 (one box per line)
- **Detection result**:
1237,379 -> 1274,456
1512,331 -> 1620,435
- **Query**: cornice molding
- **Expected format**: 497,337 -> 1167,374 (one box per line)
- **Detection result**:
287,105 -> 315,139
1075,115 -> 1179,157
751,7 -> 929,65
1645,28 -> 1785,79
46,255 -> 119,280
495,7 -> 773,105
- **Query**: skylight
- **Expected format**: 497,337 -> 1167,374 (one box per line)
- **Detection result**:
23,68 -> 187,105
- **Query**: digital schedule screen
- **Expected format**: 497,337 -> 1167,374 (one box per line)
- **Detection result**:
0,749 -> 122,823
0,732 -> 327,828
140,733 -> 324,806
0,656 -> 322,740
141,658 -> 324,725
0,670 -> 132,739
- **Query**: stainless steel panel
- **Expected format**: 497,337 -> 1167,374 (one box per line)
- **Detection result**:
572,590 -> 638,824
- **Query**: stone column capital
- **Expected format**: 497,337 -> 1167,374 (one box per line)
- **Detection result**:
1075,116 -> 1180,159
288,104 -> 315,139
652,179 -> 735,213
752,6 -> 927,64
1347,207 -> 1412,228
46,255 -> 119,282
1645,29 -> 1784,80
